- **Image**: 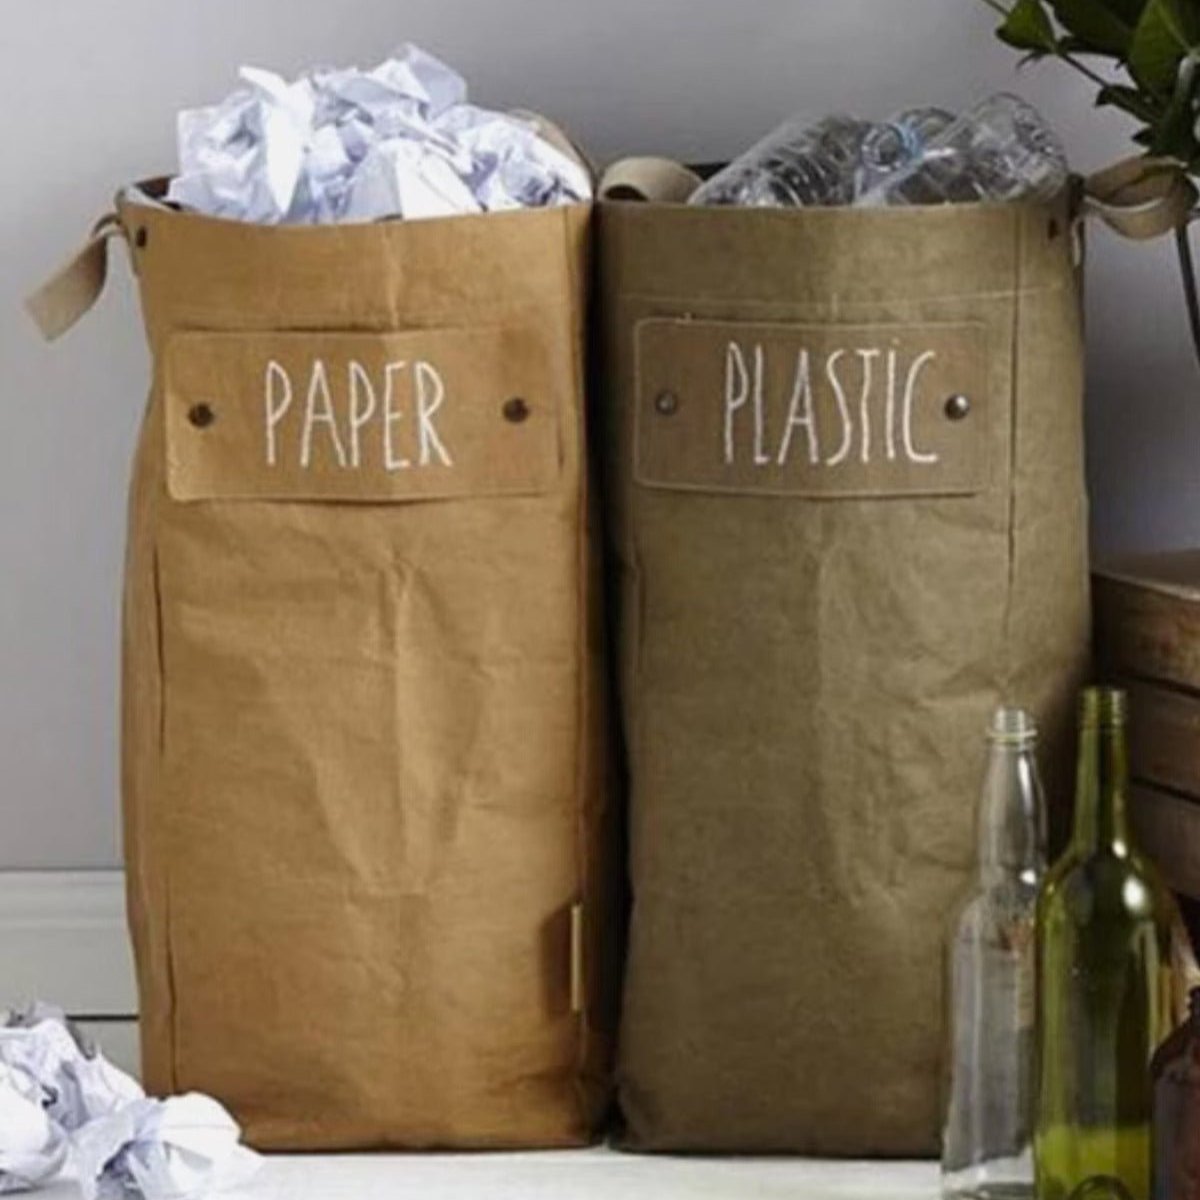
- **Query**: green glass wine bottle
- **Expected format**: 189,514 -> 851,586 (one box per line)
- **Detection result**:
1035,687 -> 1176,1200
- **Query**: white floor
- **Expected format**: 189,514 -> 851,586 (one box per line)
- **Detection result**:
0,878 -> 940,1199
48,1150 -> 938,1200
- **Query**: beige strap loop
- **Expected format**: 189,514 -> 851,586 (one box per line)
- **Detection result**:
25,213 -> 127,341
599,157 -> 702,203
1084,156 -> 1198,241
568,902 -> 585,1015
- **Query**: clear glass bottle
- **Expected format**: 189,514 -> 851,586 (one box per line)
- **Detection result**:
1152,988 -> 1200,1200
942,707 -> 1047,1200
1035,688 -> 1177,1200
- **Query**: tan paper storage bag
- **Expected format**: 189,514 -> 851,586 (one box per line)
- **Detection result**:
29,173 -> 617,1150
598,165 -> 1091,1154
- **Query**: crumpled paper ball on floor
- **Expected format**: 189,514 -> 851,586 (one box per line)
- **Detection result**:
0,1006 -> 259,1200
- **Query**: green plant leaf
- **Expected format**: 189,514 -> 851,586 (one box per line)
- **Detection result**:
1104,0 -> 1152,26
1130,0 -> 1194,93
997,0 -> 1059,53
1162,0 -> 1200,43
1049,0 -> 1135,55
1152,53 -> 1200,156
981,0 -> 1200,179
1097,82 -> 1164,120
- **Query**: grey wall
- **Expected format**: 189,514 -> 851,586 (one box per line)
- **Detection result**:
2,0 -> 1196,868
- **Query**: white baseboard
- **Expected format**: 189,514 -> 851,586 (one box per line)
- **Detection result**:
74,1018 -> 140,1078
0,870 -> 135,1017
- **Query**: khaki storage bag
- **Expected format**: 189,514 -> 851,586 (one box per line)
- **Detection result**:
597,162 -> 1091,1154
30,172 -> 617,1150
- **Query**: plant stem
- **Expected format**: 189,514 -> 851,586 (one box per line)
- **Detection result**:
979,0 -> 1111,86
1175,222 -> 1200,378
1059,53 -> 1110,89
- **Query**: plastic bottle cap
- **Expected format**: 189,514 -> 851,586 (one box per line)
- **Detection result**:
988,706 -> 1038,745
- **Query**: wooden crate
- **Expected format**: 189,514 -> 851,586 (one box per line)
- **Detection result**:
1094,553 -> 1200,903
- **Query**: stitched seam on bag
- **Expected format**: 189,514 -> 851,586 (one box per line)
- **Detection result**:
150,388 -> 181,1095
616,292 -> 647,1123
615,284 -> 1073,308
630,483 -> 988,500
158,581 -> 180,1090
163,872 -> 180,1092
148,309 -> 554,334
626,301 -> 647,733
150,535 -> 181,1094
1002,210 -> 1022,689
152,547 -> 166,757
562,204 -> 591,1140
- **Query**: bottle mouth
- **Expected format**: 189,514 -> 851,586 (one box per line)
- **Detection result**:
1079,686 -> 1127,729
988,706 -> 1038,746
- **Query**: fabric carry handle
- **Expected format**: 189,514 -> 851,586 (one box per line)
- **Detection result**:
1082,155 -> 1198,241
599,157 -> 703,203
24,213 -> 127,342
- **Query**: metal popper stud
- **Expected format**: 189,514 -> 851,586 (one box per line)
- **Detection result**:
944,394 -> 971,421
654,390 -> 679,416
503,397 -> 530,423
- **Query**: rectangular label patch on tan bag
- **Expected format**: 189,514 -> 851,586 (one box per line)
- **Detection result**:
164,327 -> 562,503
634,318 -> 989,497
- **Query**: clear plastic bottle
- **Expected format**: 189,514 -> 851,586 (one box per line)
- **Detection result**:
856,106 -> 955,195
689,95 -> 1064,209
859,93 -> 1068,207
942,707 -> 1047,1200
689,114 -> 870,207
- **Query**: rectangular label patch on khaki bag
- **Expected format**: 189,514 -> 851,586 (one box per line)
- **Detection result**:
165,327 -> 562,503
635,318 -> 989,497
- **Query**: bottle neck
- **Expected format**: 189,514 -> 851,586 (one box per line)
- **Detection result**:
977,738 -> 1045,883
1071,719 -> 1130,855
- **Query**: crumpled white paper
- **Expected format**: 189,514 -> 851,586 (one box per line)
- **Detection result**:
1,1005 -> 144,1131
0,1061 -> 67,1194
167,42 -> 592,223
0,1006 -> 259,1200
72,1096 -> 260,1200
